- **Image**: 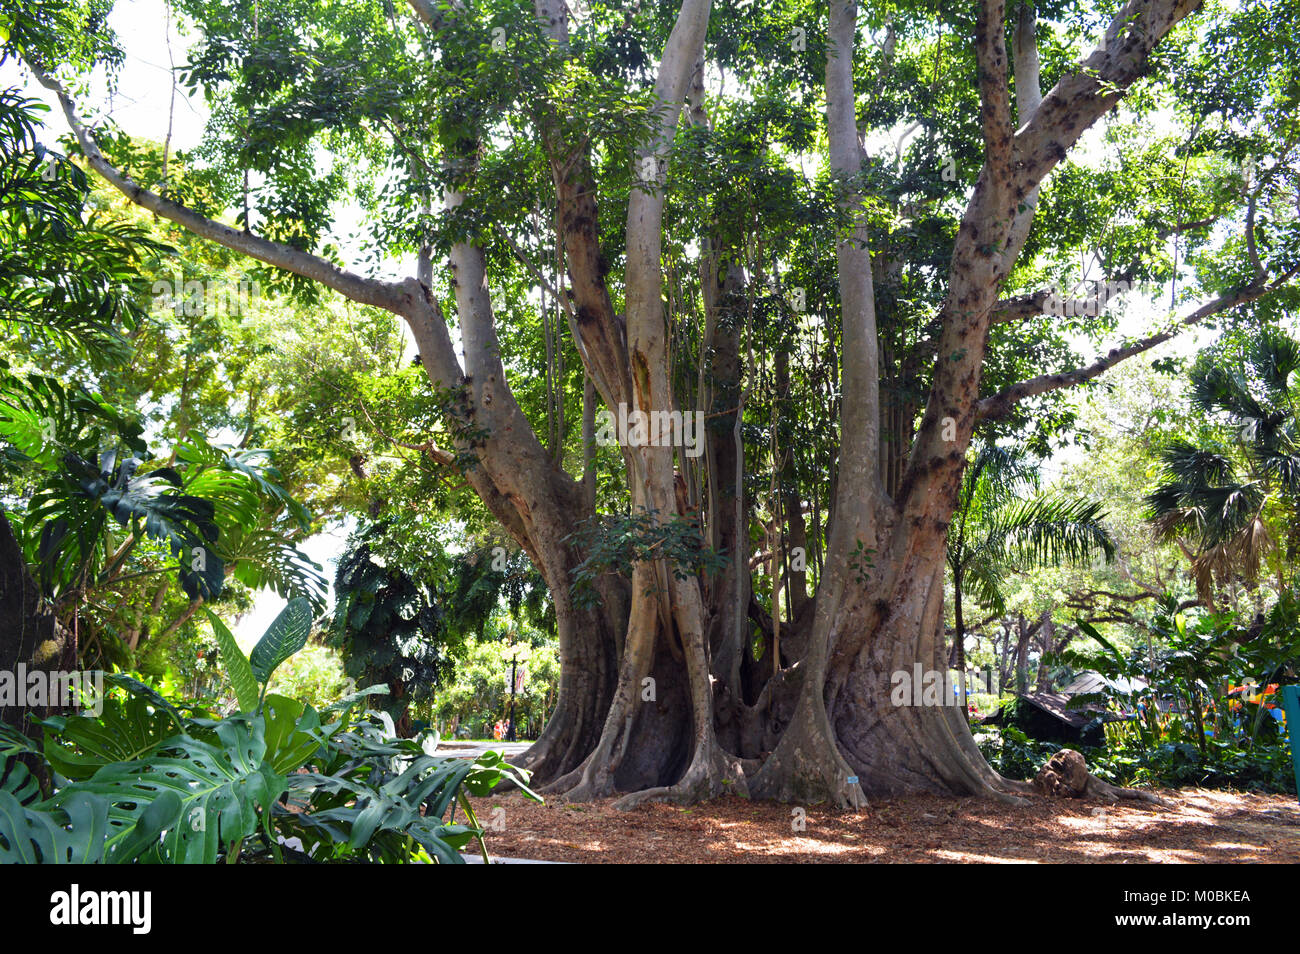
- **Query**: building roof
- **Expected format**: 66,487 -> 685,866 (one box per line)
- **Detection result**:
1018,691 -> 1100,730
1058,670 -> 1147,696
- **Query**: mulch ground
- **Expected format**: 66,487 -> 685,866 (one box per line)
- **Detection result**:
467,788 -> 1300,863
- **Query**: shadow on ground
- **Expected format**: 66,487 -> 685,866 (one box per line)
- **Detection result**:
465,789 -> 1300,863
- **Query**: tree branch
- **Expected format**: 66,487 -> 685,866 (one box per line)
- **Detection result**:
22,56 -> 474,407
977,274 -> 1295,419
975,0 -> 1014,192
26,61 -> 410,316
826,0 -> 884,515
1016,0 -> 1203,191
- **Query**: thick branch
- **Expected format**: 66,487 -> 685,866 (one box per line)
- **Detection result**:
1017,0 -> 1203,190
28,62 -> 409,316
977,278 -> 1290,419
1000,2 -> 1042,274
975,0 -> 1014,191
624,0 -> 712,351
826,0 -> 884,518
991,263 -> 1139,325
26,55 -> 472,404
406,0 -> 447,32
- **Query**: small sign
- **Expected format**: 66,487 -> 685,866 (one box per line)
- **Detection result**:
847,776 -> 859,785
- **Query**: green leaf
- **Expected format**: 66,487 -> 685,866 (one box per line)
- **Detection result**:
40,694 -> 177,781
205,608 -> 259,713
102,673 -> 186,727
0,789 -> 175,864
58,719 -> 286,864
0,760 -> 40,805
0,722 -> 39,759
249,597 -> 314,685
262,694 -> 332,774
319,683 -> 389,719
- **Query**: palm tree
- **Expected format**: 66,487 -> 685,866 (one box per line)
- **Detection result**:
948,444 -> 1116,701
1146,328 -> 1300,604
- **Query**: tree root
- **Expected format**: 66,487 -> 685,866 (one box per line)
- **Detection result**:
748,725 -> 867,809
612,741 -> 747,811
1082,774 -> 1169,807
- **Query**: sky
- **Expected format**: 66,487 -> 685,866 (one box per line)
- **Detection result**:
6,0 -> 1238,641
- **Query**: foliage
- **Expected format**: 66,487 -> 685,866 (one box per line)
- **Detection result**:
1047,594 -> 1300,793
0,86 -> 162,366
264,645 -> 350,713
0,87 -> 328,678
328,523 -> 550,730
1147,327 -> 1300,602
208,596 -> 314,711
950,443 -> 1115,620
0,370 -> 326,655
568,509 -> 728,609
0,653 -> 537,864
428,631 -> 560,740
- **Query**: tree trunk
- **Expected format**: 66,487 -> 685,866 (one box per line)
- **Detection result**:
1016,613 -> 1031,695
0,512 -> 77,754
1036,614 -> 1056,691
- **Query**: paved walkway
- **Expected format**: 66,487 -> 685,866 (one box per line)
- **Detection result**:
436,741 -> 532,759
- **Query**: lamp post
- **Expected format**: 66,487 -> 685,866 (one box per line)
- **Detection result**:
506,650 -> 518,742
505,629 -> 519,743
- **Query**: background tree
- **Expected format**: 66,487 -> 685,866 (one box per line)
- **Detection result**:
328,520 -> 552,734
1147,327 -> 1300,604
947,442 -> 1115,698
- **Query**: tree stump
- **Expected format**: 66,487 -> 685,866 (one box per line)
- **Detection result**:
1033,748 -> 1167,805
1033,749 -> 1089,797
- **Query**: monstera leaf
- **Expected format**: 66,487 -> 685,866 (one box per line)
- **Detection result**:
0,721 -> 38,759
0,760 -> 40,805
222,524 -> 326,611
319,684 -> 389,719
282,769 -> 476,864
24,451 -> 225,600
60,719 -> 286,864
176,437 -> 311,532
40,694 -> 178,781
262,695 -> 334,774
0,790 -> 179,864
249,597 -> 314,686
0,366 -> 146,471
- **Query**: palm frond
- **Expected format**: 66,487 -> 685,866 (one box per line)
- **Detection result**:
962,548 -> 1008,615
1248,327 -> 1300,404
981,495 -> 1116,570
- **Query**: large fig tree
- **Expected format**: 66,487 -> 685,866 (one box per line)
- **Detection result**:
12,0 -> 1299,806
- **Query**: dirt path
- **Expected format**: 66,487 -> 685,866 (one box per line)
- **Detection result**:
468,788 -> 1300,863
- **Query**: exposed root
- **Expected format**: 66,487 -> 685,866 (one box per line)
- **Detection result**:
749,714 -> 867,809
612,741 -> 747,811
1083,774 -> 1169,807
539,764 -> 586,797
549,755 -> 618,802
